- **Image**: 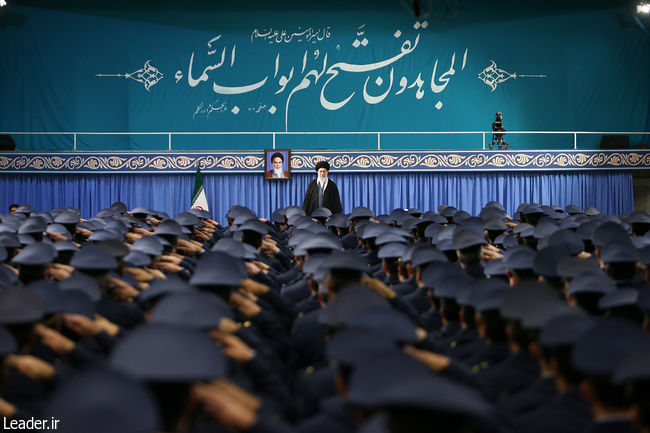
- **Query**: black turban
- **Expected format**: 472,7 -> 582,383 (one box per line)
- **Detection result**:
315,161 -> 331,172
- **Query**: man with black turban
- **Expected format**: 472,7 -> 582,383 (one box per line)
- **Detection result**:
302,160 -> 342,216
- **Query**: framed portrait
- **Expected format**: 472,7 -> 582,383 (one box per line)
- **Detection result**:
264,149 -> 291,180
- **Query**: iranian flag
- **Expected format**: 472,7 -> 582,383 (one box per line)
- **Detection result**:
191,165 -> 209,211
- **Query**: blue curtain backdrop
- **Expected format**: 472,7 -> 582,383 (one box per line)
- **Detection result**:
0,172 -> 633,222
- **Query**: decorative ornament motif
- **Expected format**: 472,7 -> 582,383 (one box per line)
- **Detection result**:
96,60 -> 164,91
478,60 -> 547,92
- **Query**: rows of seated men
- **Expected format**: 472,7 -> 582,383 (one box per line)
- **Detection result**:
1,201 -> 650,433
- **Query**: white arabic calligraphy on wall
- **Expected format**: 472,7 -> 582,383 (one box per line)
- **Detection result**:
174,23 -> 469,130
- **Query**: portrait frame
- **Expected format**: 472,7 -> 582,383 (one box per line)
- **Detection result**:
264,149 -> 291,180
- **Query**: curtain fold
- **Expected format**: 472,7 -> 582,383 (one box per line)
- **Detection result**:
0,171 -> 633,221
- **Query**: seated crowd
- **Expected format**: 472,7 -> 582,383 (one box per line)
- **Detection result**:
1,201 -> 650,433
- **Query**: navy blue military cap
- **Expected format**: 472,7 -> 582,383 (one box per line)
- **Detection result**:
54,210 -> 80,225
361,223 -> 389,240
175,211 -> 201,227
110,202 -> 128,214
484,258 -> 507,278
210,238 -> 256,259
46,369 -> 160,433
12,242 -> 57,266
483,217 -> 507,231
110,323 -> 227,381
614,349 -> 650,384
318,285 -> 390,327
284,206 -> 305,220
129,207 -> 150,216
532,221 -> 560,239
558,218 -> 580,230
600,240 -> 639,263
295,234 -> 342,256
18,217 -> 47,235
503,245 -> 536,270
117,215 -> 149,230
518,226 -> 534,238
46,223 -> 72,240
0,222 -> 18,234
437,225 -> 456,242
302,253 -> 328,278
522,204 -> 545,216
236,219 -> 269,235
512,223 -> 533,235
583,206 -> 599,216
474,287 -> 510,312
312,207 -> 333,219
347,351 -> 494,421
27,280 -> 65,315
343,307 -> 419,343
375,232 -> 409,246
401,243 -> 426,264
565,204 -> 584,215
591,221 -> 630,247
328,213 -> 350,229
123,250 -> 152,267
70,245 -> 118,271
411,247 -> 448,268
378,242 -> 407,259
437,238 -> 455,252
533,246 -> 571,277
288,230 -> 313,249
18,233 -> 37,246
0,286 -> 44,325
627,211 -> 650,224
95,239 -> 129,260
137,276 -> 195,305
452,228 -> 487,250
539,313 -> 594,347
421,211 -> 448,224
13,204 -> 34,215
305,223 -> 333,235
556,256 -> 601,279
452,210 -> 471,224
424,223 -> 444,241
151,291 -> 233,329
189,251 -> 247,287
321,251 -> 369,273
62,289 -> 95,319
486,201 -> 506,212
573,318 -> 650,376
500,282 -> 561,322
440,205 -> 458,218
105,219 -> 131,236
376,214 -> 394,225
427,270 -> 471,298
76,220 -> 100,232
598,289 -> 639,310
95,208 -> 121,218
348,206 -> 374,220
270,208 -> 286,224
59,273 -> 102,302
327,328 -> 401,367
398,215 -> 418,231
568,271 -> 616,295
89,228 -> 123,242
407,208 -> 422,217
131,236 -> 164,257
542,229 -> 585,255
153,220 -> 184,237
632,236 -> 650,249
521,301 -> 578,330
481,206 -> 506,219
0,326 -> 16,356
457,277 -> 507,307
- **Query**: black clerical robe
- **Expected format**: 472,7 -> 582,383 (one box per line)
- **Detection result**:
302,179 -> 342,216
